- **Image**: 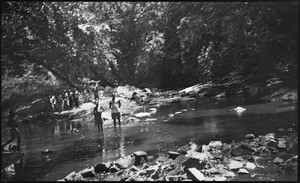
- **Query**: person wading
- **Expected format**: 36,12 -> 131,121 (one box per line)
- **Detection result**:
94,103 -> 104,132
2,110 -> 21,151
109,94 -> 121,128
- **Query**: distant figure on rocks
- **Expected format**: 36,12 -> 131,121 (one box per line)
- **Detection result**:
74,90 -> 80,109
50,94 -> 57,111
109,94 -> 121,128
94,103 -> 105,131
57,94 -> 64,112
64,90 -> 69,110
113,80 -> 118,97
2,110 -> 21,151
68,90 -> 74,110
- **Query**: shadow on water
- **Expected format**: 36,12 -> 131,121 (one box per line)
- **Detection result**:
4,95 -> 297,181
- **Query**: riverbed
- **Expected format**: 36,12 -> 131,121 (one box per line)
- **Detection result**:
2,95 -> 298,181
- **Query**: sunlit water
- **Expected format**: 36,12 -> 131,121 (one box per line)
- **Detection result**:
2,96 -> 298,181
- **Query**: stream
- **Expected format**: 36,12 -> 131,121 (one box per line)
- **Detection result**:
2,95 -> 298,181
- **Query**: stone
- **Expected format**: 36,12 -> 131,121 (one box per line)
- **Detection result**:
265,133 -> 275,140
145,118 -> 157,121
278,141 -> 287,149
187,168 -> 205,181
183,158 -> 207,172
278,128 -> 285,132
185,151 -> 209,162
78,167 -> 95,178
238,168 -> 249,174
133,151 -> 148,157
109,164 -> 120,173
245,162 -> 256,170
228,160 -> 244,170
94,162 -> 111,173
175,111 -> 182,115
168,114 -> 175,117
240,143 -> 256,153
267,139 -> 278,148
168,151 -> 181,160
216,92 -> 226,98
214,176 -> 227,181
115,155 -> 135,169
273,157 -> 284,164
189,142 -> 199,151
178,144 -> 191,154
201,145 -> 210,153
245,134 -> 255,140
232,156 -> 245,162
208,141 -> 222,148
134,112 -> 152,118
231,147 -> 244,156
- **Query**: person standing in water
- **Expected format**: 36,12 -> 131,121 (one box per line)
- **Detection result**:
109,94 -> 121,128
2,110 -> 21,151
94,103 -> 105,132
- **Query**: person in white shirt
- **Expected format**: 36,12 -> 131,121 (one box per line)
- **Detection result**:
109,94 -> 121,128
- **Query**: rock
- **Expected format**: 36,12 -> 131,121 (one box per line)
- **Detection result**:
109,164 -> 120,173
228,159 -> 244,170
240,143 -> 256,153
78,167 -> 95,178
265,133 -> 275,140
148,108 -> 157,114
216,92 -> 226,98
41,149 -> 53,154
282,155 -> 298,171
286,128 -> 295,132
187,168 -> 205,181
231,147 -> 244,156
189,142 -> 199,151
178,144 -> 191,154
282,91 -> 298,101
201,145 -> 210,153
273,157 -> 284,164
232,156 -> 245,162
175,111 -> 182,115
267,139 -> 278,148
245,162 -> 256,170
278,141 -> 287,149
245,134 -> 255,140
185,151 -> 209,162
183,158 -> 207,172
208,141 -> 222,148
103,86 -> 114,94
133,151 -> 148,166
133,151 -> 148,157
64,171 -> 80,181
168,113 -> 175,117
145,118 -> 157,122
168,151 -> 181,160
115,155 -> 135,169
238,168 -> 249,174
214,176 -> 227,181
134,112 -> 152,118
125,117 -> 140,124
278,128 -> 285,132
94,162 -> 111,173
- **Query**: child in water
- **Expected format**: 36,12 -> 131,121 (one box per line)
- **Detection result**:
94,103 -> 105,131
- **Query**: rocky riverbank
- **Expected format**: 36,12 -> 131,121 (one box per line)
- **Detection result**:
58,127 -> 298,181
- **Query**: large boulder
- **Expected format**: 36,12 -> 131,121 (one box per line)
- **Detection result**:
94,162 -> 112,174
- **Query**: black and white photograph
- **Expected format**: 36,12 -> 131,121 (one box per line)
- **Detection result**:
1,1 -> 298,181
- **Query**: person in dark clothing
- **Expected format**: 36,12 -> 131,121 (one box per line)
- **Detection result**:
68,90 -> 74,110
2,110 -> 21,151
64,90 -> 69,110
94,103 -> 104,131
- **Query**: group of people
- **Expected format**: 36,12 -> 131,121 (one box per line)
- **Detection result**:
93,94 -> 122,132
49,90 -> 80,112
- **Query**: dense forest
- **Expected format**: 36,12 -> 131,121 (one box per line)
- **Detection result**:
1,2 -> 298,108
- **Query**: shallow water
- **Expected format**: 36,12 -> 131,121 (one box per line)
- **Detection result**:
2,96 -> 298,181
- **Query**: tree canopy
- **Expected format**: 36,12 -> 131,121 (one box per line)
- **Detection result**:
2,1 -> 298,91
